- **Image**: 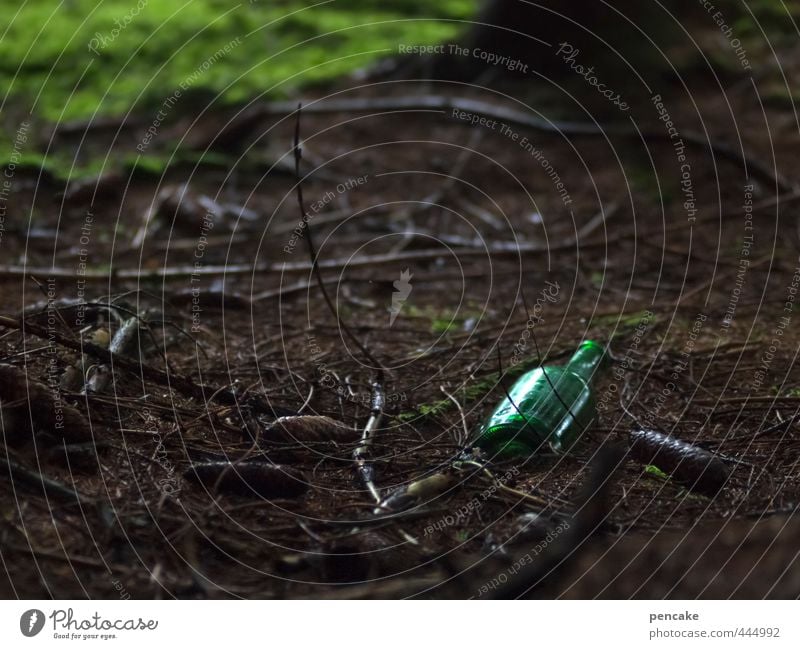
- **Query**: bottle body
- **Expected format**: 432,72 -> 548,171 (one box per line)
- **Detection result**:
474,341 -> 605,458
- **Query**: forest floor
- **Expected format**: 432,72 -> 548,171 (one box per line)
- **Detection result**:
2,20 -> 800,598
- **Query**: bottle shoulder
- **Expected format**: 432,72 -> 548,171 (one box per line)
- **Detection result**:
515,365 -> 591,389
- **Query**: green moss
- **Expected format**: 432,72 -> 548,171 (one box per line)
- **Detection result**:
401,303 -> 479,336
628,163 -> 673,206
728,0 -> 800,38
395,364 -> 532,423
762,82 -> 800,111
124,150 -> 234,176
431,317 -> 457,334
644,464 -> 669,480
2,146 -> 279,181
590,309 -> 654,338
0,150 -> 111,180
0,1 -> 478,122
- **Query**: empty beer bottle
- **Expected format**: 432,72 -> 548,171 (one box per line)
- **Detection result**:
473,340 -> 607,458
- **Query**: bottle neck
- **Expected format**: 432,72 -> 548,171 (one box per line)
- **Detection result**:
563,340 -> 606,383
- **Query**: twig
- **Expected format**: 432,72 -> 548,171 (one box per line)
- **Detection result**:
694,395 -> 800,405
752,187 -> 800,212
0,233 -> 616,282
0,454 -> 93,506
384,123 -> 487,255
293,104 -> 390,504
469,461 -> 556,509
440,385 -> 469,447
270,208 -> 352,235
755,409 -> 800,438
250,278 -> 338,302
255,95 -> 793,192
0,315 -> 282,416
577,202 -> 620,240
293,104 -> 385,371
355,380 -> 385,504
676,254 -> 772,306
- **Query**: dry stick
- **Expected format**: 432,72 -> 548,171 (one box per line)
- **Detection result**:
441,385 -> 470,448
676,253 -> 772,306
0,234 -> 617,282
293,105 -> 383,372
250,277 -> 340,303
0,454 -> 93,506
387,124 -> 487,257
755,409 -> 800,438
256,95 -> 793,193
357,381 -> 385,504
0,315 -> 261,413
30,277 -> 71,332
577,202 -> 620,240
271,208 -> 351,235
752,187 -> 800,212
434,204 -> 617,252
461,459 -> 557,509
292,105 -> 388,505
3,543 -> 126,571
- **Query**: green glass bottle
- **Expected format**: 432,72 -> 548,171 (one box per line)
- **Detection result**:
474,341 -> 606,458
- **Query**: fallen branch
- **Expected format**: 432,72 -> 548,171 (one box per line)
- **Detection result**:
0,454 -> 93,506
255,95 -> 793,193
355,380 -> 385,504
0,363 -> 91,444
293,104 -> 384,371
0,315 -> 285,417
0,236 -> 616,282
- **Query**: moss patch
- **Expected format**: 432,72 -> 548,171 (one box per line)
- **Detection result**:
396,363 -> 533,423
0,0 -> 478,123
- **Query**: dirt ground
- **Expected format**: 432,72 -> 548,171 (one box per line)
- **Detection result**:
2,34 -> 800,598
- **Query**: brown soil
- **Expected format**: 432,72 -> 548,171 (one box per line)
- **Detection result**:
2,42 -> 800,598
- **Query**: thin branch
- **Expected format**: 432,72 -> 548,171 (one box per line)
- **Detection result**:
0,315 -> 280,416
293,104 -> 389,504
355,379 -> 385,504
255,95 -> 793,192
0,234 -> 616,282
0,454 -> 94,506
441,384 -> 469,447
294,105 -> 382,372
